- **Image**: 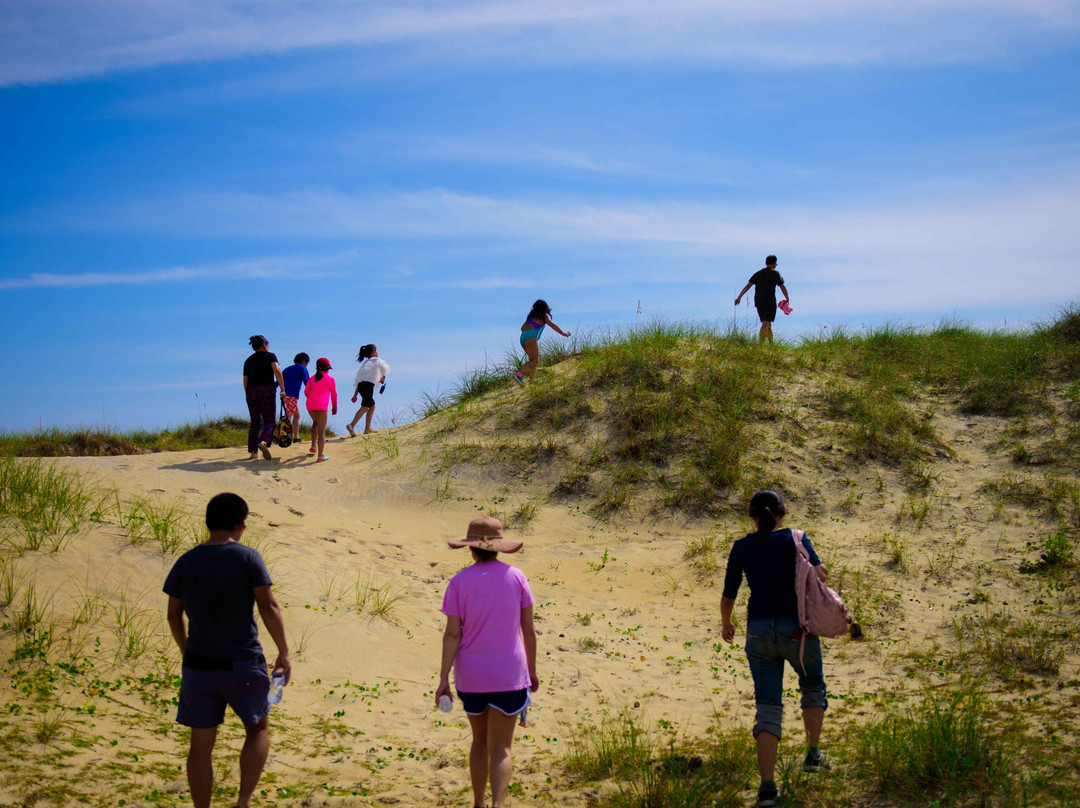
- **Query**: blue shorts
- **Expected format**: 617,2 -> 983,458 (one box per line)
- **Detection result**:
744,617 -> 827,740
176,657 -> 271,728
458,688 -> 530,717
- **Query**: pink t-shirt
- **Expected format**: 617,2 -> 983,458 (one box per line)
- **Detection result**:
441,560 -> 535,693
303,373 -> 337,412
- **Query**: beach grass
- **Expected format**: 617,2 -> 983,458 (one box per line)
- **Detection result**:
420,309 -> 1080,519
0,415 -> 331,457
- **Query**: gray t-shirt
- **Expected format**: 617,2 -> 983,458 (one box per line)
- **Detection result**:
163,543 -> 272,661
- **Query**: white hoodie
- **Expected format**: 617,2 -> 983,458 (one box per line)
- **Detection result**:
354,357 -> 390,385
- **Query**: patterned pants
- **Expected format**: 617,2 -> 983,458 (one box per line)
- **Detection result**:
246,386 -> 277,453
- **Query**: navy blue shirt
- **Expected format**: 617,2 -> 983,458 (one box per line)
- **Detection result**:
281,363 -> 310,398
163,543 -> 273,661
722,528 -> 821,621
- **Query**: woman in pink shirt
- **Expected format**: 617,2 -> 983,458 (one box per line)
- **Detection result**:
303,357 -> 337,462
436,516 -> 539,808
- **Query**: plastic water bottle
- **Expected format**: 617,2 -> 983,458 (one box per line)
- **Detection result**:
438,695 -> 453,713
268,672 -> 285,705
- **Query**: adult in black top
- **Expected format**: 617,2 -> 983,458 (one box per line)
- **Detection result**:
720,489 -> 830,807
242,335 -> 286,460
735,255 -> 789,345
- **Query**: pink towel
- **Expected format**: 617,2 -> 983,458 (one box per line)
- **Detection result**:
778,299 -> 793,315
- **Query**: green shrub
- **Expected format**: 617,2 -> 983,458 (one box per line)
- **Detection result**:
856,689 -> 1023,805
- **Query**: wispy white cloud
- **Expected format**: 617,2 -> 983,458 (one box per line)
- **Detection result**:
0,252 -> 346,291
3,0 -> 1078,87
363,134 -> 657,176
9,170 -> 1079,313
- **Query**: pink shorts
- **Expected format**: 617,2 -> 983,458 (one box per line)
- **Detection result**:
283,396 -> 299,417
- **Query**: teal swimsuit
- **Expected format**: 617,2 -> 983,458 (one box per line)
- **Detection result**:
519,317 -> 545,348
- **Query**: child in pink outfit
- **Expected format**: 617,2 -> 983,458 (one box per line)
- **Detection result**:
303,357 -> 337,461
436,516 -> 539,808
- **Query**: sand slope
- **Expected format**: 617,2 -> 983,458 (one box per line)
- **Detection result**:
1,399 -> 1078,806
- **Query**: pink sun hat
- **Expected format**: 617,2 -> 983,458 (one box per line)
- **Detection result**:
446,516 -> 524,554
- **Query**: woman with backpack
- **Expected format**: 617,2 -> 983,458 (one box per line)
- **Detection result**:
720,490 -> 830,808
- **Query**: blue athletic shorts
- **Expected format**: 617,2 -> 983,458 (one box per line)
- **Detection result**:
177,657 -> 271,728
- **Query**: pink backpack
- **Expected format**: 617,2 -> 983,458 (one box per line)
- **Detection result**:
792,529 -> 854,657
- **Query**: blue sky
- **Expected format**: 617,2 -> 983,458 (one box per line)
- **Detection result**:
2,1 -> 1079,433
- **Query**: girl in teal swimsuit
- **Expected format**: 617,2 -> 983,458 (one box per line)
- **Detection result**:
514,299 -> 571,385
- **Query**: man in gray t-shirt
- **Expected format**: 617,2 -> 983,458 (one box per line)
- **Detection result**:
164,493 -> 290,808
735,255 -> 790,345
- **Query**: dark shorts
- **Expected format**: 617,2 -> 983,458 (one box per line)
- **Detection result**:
356,381 -> 376,408
457,688 -> 530,717
177,657 -> 271,728
756,302 -> 778,323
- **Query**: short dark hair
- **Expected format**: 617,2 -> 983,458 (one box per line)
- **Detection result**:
249,335 -> 267,349
294,352 -> 309,364
765,255 -> 777,265
206,493 -> 248,531
470,547 -> 499,563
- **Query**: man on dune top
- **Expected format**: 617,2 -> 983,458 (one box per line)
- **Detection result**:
735,255 -> 790,345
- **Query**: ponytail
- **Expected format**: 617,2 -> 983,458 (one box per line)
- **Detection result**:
757,506 -> 776,540
747,489 -> 786,541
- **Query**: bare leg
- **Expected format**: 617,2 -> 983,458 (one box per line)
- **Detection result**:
187,727 -> 217,808
364,403 -> 377,433
467,711 -> 490,808
237,714 -> 269,808
486,709 -> 518,808
802,706 -> 824,747
290,411 -> 300,442
762,321 -> 774,344
755,730 -> 779,782
347,406 -> 368,436
312,411 -> 327,457
520,338 -> 540,380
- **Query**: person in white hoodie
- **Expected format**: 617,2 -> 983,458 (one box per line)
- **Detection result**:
346,344 -> 390,436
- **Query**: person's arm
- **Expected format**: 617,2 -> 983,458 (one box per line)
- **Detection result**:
720,596 -> 737,643
801,532 -> 826,581
734,281 -> 754,305
545,315 -> 571,338
521,605 -> 539,691
242,375 -> 249,392
779,283 -> 790,303
330,378 -> 337,415
272,362 -> 286,400
166,596 -> 187,656
435,615 -> 462,706
254,585 -> 291,684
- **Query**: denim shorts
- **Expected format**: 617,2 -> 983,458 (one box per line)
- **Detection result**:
457,688 -> 531,717
176,657 -> 271,729
744,617 -> 827,739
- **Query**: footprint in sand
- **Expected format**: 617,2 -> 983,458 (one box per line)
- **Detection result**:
183,488 -> 200,494
288,507 -> 304,517
270,497 -> 281,505
327,478 -> 340,484
151,488 -> 165,493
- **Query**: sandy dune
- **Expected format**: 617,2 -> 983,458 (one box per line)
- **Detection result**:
1,401 -> 1078,806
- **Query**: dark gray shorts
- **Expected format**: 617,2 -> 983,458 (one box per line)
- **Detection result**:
177,658 -> 271,728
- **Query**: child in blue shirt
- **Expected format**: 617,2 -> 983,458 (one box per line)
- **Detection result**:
281,353 -> 310,445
